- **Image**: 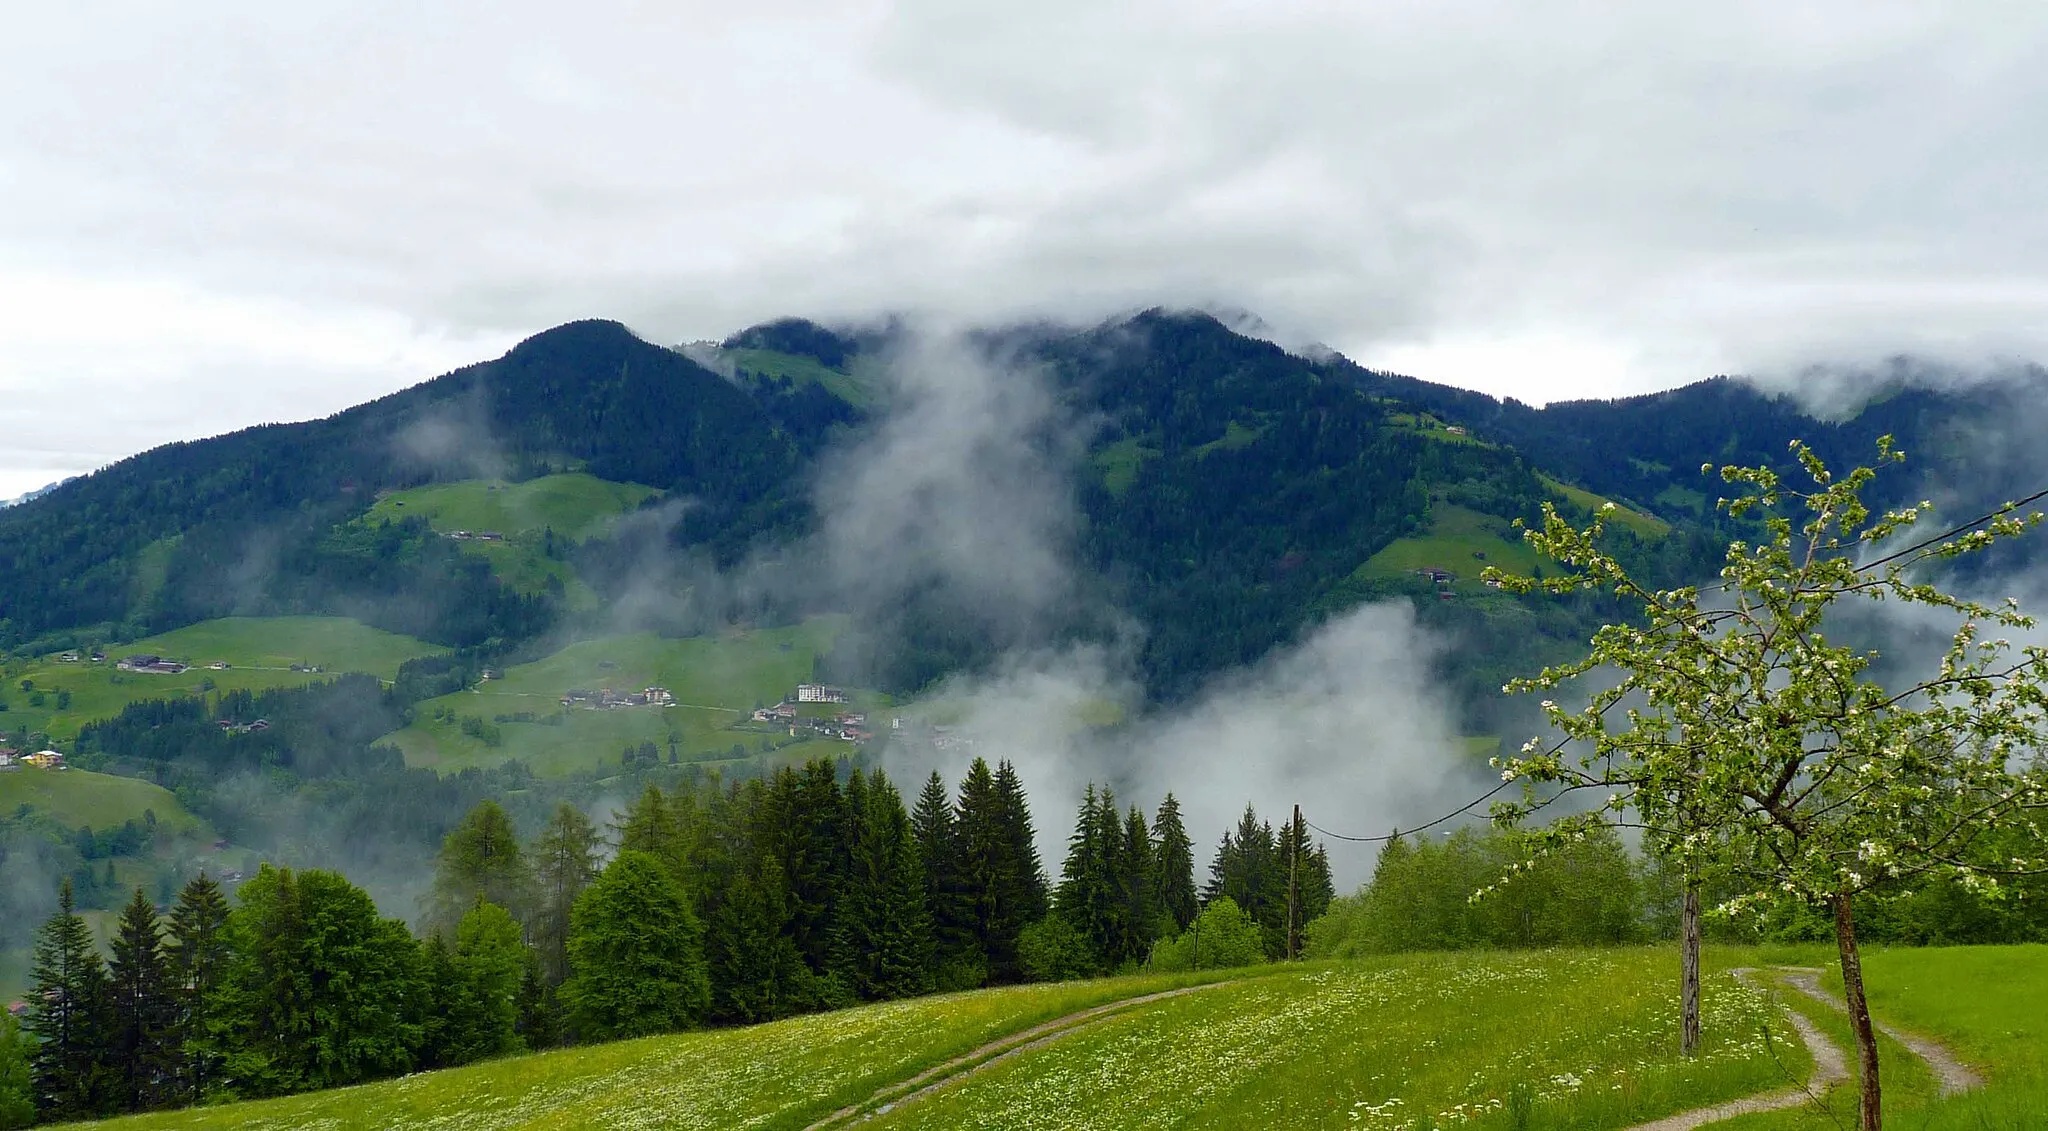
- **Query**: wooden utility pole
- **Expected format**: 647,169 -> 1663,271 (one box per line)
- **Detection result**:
1287,804 -> 1302,961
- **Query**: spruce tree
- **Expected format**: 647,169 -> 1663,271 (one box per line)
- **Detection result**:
911,770 -> 982,985
429,799 -> 534,935
108,887 -> 174,1112
1054,785 -> 1113,973
530,803 -> 600,986
1208,805 -> 1282,956
415,932 -> 464,1070
986,760 -> 1048,981
1152,794 -> 1198,932
765,760 -> 845,974
1118,805 -> 1160,962
165,872 -> 231,1103
28,878 -> 113,1120
702,782 -> 810,1023
831,770 -> 936,1000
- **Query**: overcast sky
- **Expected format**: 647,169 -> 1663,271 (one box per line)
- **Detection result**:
5,1 -> 2047,496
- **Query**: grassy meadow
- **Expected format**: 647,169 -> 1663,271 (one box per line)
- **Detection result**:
364,474 -> 660,541
384,617 -> 869,775
1,617 -> 447,741
865,949 -> 1795,1131
360,474 -> 662,605
0,768 -> 209,836
725,347 -> 881,409
81,969 -> 1249,1131
61,948 -> 1836,1131
1354,503 -> 1549,588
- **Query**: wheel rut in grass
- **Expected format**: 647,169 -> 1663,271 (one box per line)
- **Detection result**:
802,981 -> 1238,1130
1624,964 -> 1982,1131
1771,965 -> 1983,1096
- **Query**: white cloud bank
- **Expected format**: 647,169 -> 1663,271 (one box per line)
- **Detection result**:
10,1 -> 2048,485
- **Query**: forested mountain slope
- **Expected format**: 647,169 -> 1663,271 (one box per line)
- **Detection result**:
5,310 -> 2039,711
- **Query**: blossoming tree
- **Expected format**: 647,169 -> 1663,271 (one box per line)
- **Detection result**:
1487,440 -> 2048,1131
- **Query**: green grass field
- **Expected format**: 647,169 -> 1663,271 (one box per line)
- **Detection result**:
359,474 -> 657,604
0,768 -> 209,837
3,617 -> 446,741
1537,474 -> 1671,538
1092,435 -> 1161,496
866,949 -> 1794,1131
1352,503 -> 1549,587
384,617 -> 870,776
70,948 -> 1833,1131
724,347 -> 881,409
364,474 -> 660,541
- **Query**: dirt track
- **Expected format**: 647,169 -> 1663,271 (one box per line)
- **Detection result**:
803,981 -> 1237,1130
1623,965 -> 1981,1130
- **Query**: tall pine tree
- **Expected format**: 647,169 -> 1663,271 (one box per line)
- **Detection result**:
108,887 -> 175,1112
911,770 -> 982,987
831,770 -> 935,1000
165,872 -> 231,1103
1152,794 -> 1198,932
28,878 -> 113,1120
1117,805 -> 1160,963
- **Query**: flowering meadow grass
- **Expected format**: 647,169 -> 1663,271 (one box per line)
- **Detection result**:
81,969 -> 1245,1131
866,948 -> 1802,1131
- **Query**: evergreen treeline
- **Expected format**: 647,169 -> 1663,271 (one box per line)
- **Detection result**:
4,757 -> 1336,1123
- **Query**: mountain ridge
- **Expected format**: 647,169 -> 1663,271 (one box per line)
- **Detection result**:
5,311 -> 2041,716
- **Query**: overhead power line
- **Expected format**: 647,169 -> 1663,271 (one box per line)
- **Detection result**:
1303,485 -> 2048,846
1302,778 -> 1514,844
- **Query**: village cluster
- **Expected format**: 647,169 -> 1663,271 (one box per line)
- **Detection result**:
751,684 -> 875,743
559,686 -> 676,710
0,743 -> 67,770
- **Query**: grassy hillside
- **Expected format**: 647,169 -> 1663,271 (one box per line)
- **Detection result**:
2,617 -> 446,741
384,617 -> 873,776
364,474 -> 660,541
0,768 -> 208,837
359,474 -> 660,605
74,948 -> 1835,1131
85,970 -> 1246,1131
725,347 -> 880,408
1351,503 -> 1548,589
866,949 -> 1790,1131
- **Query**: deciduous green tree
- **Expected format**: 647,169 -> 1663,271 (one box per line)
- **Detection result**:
562,850 -> 709,1040
429,800 -> 533,935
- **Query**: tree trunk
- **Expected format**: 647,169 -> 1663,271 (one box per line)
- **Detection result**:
1835,888 -> 1882,1131
1681,881 -> 1701,1057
